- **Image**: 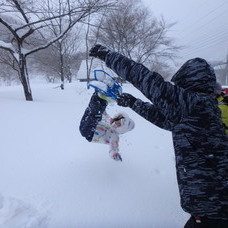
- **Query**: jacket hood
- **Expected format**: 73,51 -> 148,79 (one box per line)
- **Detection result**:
113,112 -> 135,134
171,58 -> 216,93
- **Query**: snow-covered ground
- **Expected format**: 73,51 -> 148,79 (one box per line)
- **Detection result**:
0,81 -> 188,228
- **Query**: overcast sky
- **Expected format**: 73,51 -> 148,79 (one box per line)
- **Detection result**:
141,0 -> 228,66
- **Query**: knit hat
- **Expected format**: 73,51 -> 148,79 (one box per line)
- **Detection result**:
112,112 -> 135,134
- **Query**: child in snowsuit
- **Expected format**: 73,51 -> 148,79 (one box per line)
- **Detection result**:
79,92 -> 135,161
89,44 -> 228,228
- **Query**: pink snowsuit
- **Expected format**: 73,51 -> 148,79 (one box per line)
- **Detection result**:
91,112 -> 135,158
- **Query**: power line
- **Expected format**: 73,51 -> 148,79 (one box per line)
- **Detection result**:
177,1 -> 228,59
178,0 -> 210,23
186,30 -> 228,48
180,8 -> 228,39
182,36 -> 228,57
191,0 -> 228,25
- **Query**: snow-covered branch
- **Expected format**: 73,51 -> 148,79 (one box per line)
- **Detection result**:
25,8 -> 92,56
0,40 -> 14,51
0,17 -> 19,39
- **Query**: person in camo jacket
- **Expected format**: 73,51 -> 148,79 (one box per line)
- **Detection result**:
89,44 -> 228,228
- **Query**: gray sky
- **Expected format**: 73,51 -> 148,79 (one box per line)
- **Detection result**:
142,0 -> 228,66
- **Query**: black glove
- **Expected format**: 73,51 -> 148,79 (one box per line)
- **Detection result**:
89,44 -> 110,61
117,93 -> 137,108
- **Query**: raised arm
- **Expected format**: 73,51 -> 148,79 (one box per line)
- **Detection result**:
89,45 -> 184,122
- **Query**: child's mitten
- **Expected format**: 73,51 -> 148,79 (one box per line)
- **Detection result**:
109,150 -> 122,161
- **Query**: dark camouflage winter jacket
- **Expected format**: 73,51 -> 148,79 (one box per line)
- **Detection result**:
104,52 -> 228,220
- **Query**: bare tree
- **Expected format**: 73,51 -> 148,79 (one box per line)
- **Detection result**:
92,0 -> 179,67
38,0 -> 85,89
0,49 -> 19,85
62,31 -> 83,83
0,0 -> 115,100
34,25 -> 83,87
32,39 -> 84,84
84,4 -> 113,86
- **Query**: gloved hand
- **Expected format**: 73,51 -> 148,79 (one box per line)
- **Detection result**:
112,152 -> 122,162
116,93 -> 136,108
109,149 -> 122,161
89,44 -> 110,61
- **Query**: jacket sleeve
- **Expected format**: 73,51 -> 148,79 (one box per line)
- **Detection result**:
131,98 -> 174,131
105,51 -> 184,123
79,92 -> 107,142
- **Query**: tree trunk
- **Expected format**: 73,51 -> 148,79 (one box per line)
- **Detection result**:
19,54 -> 33,101
60,45 -> 64,90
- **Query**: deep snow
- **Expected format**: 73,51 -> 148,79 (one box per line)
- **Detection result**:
0,81 -> 188,228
